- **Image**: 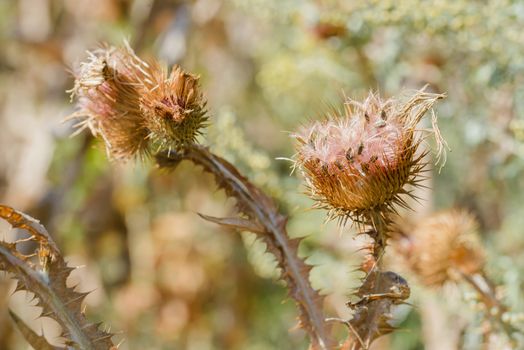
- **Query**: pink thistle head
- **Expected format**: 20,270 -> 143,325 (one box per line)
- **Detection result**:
68,43 -> 207,160
293,88 -> 446,222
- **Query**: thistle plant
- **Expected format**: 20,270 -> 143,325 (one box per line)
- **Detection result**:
68,43 -> 336,349
7,41 -> 511,350
293,89 -> 446,349
0,205 -> 115,349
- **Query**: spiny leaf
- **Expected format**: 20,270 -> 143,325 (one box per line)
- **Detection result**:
197,213 -> 265,234
9,309 -> 61,350
0,204 -> 115,350
344,270 -> 410,350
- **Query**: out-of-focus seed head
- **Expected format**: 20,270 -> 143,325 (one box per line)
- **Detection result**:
68,43 -> 207,160
293,88 -> 446,222
391,209 -> 485,287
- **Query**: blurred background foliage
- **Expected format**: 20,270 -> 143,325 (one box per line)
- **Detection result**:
1,0 -> 524,349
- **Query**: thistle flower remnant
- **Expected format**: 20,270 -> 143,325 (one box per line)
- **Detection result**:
293,88 -> 445,222
392,209 -> 485,287
140,65 -> 207,150
68,43 -> 207,160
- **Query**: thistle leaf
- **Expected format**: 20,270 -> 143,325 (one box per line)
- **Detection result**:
343,270 -> 410,350
9,309 -> 60,350
198,213 -> 265,234
0,205 -> 115,350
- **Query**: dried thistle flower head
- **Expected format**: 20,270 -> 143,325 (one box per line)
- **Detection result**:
293,88 -> 446,222
140,64 -> 207,150
392,209 -> 485,287
68,43 -> 207,160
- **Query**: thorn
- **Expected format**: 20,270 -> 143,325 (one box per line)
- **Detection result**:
62,291 -> 91,307
14,282 -> 26,293
41,310 -> 55,318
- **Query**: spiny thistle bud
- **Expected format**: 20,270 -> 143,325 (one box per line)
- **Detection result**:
392,209 -> 485,287
140,65 -> 207,150
67,43 -> 207,160
293,88 -> 446,223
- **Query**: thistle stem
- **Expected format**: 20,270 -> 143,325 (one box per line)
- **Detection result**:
341,210 -> 409,350
364,210 -> 390,262
156,144 -> 336,349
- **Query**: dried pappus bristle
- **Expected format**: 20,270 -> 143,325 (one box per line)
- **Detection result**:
293,87 -> 445,223
67,43 -> 207,160
391,209 -> 485,287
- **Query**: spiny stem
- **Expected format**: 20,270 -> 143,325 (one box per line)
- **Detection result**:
365,210 -> 389,261
342,210 -> 409,350
156,144 -> 336,350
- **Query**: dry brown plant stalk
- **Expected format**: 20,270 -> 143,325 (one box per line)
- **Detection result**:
0,205 -> 115,350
